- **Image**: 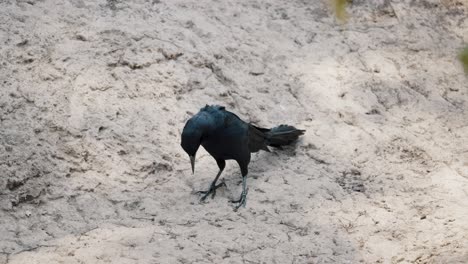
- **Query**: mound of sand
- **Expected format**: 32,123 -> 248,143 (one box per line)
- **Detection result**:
1,0 -> 467,263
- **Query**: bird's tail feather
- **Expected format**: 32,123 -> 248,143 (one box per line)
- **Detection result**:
266,125 -> 305,148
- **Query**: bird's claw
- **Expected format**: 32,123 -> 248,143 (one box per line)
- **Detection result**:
197,181 -> 226,202
231,189 -> 248,211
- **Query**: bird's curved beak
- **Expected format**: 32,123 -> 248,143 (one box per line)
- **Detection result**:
190,155 -> 195,174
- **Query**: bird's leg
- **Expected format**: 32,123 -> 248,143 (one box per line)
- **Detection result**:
198,161 -> 226,201
231,175 -> 248,210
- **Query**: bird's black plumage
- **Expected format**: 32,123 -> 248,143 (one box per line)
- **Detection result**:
181,105 -> 305,209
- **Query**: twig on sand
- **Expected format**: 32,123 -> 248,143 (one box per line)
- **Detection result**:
388,1 -> 400,22
13,244 -> 58,255
143,33 -> 182,48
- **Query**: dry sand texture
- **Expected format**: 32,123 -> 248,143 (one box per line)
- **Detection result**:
1,0 -> 468,263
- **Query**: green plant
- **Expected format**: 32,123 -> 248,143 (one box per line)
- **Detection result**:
332,0 -> 349,22
459,46 -> 468,74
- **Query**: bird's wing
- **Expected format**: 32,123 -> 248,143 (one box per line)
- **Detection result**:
221,109 -> 270,153
248,124 -> 270,153
218,107 -> 269,153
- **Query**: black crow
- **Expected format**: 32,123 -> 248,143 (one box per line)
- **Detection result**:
181,105 -> 305,209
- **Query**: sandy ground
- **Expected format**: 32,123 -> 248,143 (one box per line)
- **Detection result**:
1,0 -> 468,263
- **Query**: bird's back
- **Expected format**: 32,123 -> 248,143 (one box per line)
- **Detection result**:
196,105 -> 251,161
196,105 -> 285,154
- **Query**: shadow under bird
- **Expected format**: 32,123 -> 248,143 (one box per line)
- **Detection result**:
181,105 -> 305,210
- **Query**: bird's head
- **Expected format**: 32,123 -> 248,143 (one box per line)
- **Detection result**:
181,108 -> 218,174
181,118 -> 203,174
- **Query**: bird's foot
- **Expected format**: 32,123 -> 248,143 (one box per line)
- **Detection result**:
230,189 -> 248,211
197,181 -> 226,202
